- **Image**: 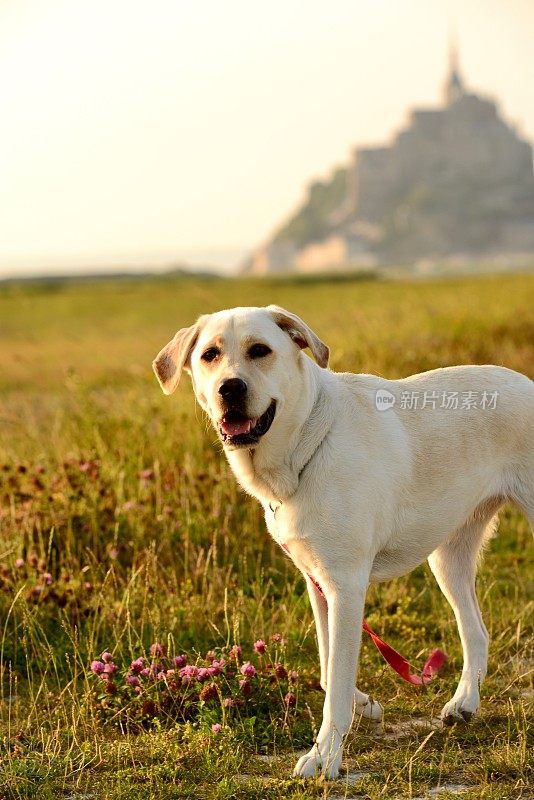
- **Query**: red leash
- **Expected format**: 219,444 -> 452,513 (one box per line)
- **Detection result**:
361,619 -> 447,685
282,543 -> 447,686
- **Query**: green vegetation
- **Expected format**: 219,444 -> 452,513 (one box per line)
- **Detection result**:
0,271 -> 532,799
273,168 -> 348,248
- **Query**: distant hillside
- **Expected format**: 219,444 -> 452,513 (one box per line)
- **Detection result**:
272,167 -> 348,249
245,52 -> 534,275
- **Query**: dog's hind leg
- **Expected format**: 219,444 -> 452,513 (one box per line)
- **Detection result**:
518,501 -> 534,532
306,576 -> 382,723
305,575 -> 329,691
428,504 -> 502,723
512,479 -> 534,533
505,431 -> 534,529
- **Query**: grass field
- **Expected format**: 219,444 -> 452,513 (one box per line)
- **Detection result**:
0,271 -> 532,800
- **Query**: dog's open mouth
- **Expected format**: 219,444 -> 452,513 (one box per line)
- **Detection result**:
219,400 -> 276,446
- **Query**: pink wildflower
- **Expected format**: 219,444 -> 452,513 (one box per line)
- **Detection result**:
126,675 -> 140,687
274,663 -> 288,680
43,572 -> 53,585
229,644 -> 242,661
239,679 -> 252,697
199,682 -> 218,701
289,670 -> 299,683
253,639 -> 266,654
240,662 -> 256,678
284,692 -> 296,707
15,558 -> 25,569
197,668 -> 211,682
172,655 -> 187,669
211,723 -> 222,734
223,697 -> 237,708
130,657 -> 145,674
179,665 -> 199,679
140,667 -> 151,678
103,662 -> 117,675
208,659 -> 225,677
101,651 -> 113,663
142,699 -> 156,716
90,660 -> 105,674
150,642 -> 166,657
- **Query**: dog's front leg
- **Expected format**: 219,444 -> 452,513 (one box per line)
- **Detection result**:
294,570 -> 368,779
306,574 -> 382,725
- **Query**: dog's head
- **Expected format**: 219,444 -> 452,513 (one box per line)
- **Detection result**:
152,305 -> 329,449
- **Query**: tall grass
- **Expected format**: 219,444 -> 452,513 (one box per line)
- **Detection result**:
0,272 -> 532,799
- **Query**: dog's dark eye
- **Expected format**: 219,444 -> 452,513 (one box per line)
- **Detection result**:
248,343 -> 272,359
201,347 -> 220,363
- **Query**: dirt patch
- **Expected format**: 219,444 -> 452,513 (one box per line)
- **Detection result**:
410,783 -> 469,799
382,716 -> 443,740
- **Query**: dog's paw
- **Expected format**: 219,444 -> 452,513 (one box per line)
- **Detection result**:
354,690 -> 383,723
293,742 -> 342,779
440,694 -> 478,725
293,745 -> 323,778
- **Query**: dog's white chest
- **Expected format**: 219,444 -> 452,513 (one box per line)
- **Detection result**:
263,502 -> 305,564
262,501 -> 319,580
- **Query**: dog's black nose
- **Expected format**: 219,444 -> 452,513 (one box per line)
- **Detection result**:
219,378 -> 247,401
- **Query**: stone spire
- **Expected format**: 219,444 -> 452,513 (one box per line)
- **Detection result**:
444,32 -> 464,105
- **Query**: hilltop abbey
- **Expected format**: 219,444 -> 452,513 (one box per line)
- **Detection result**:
245,49 -> 534,273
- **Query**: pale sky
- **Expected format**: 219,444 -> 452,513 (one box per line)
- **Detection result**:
1,0 -> 533,276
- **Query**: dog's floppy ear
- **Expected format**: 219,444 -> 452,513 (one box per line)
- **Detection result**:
152,317 -> 205,395
268,305 -> 329,368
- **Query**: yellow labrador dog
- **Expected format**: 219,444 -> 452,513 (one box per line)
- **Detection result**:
153,305 -> 534,779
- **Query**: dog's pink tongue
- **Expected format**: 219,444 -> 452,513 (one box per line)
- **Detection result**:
221,417 -> 254,436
